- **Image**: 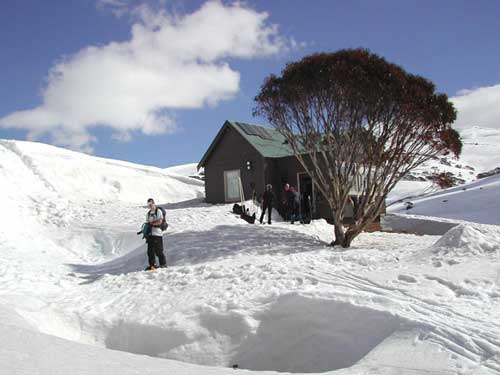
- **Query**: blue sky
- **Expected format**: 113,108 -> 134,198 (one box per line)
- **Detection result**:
1,0 -> 499,167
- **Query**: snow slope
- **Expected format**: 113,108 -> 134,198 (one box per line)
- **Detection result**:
0,139 -> 204,204
1,139 -> 500,375
390,173 -> 500,225
165,162 -> 204,180
460,127 -> 500,173
388,126 -> 500,204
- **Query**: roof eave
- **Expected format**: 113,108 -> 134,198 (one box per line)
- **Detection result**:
197,120 -> 232,170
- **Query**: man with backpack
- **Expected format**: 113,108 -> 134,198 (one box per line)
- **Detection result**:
144,198 -> 167,271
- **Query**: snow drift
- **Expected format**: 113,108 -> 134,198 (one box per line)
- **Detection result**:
432,223 -> 500,255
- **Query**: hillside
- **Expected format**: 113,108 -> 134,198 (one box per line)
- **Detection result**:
460,126 -> 500,173
386,126 -> 500,207
390,173 -> 500,225
164,163 -> 204,180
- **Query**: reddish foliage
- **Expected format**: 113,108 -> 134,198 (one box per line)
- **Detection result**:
254,49 -> 461,247
432,172 -> 455,189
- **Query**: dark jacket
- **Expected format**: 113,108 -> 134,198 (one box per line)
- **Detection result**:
262,190 -> 275,205
286,190 -> 296,206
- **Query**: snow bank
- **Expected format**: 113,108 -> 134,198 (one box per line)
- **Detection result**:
17,292 -> 414,373
232,293 -> 411,373
0,138 -> 205,263
432,224 -> 500,256
0,321 -> 265,375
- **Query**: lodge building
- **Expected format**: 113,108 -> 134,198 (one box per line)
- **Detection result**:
197,120 -> 379,225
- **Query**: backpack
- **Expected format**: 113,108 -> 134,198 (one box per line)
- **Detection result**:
155,207 -> 169,231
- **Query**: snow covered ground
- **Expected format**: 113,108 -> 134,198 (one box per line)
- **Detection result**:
1,139 -> 500,375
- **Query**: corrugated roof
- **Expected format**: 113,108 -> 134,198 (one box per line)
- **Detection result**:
229,121 -> 294,158
198,121 -> 294,169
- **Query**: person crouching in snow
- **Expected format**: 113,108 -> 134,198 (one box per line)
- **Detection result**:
145,198 -> 167,271
260,184 -> 275,225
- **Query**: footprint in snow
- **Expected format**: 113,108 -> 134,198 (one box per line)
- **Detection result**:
397,274 -> 418,283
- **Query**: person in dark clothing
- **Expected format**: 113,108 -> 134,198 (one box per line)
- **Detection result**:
259,184 -> 275,224
290,187 -> 302,224
281,183 -> 290,219
145,198 -> 167,271
286,186 -> 297,222
301,192 -> 312,223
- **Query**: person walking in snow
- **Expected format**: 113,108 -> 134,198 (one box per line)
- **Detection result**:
144,198 -> 167,271
259,184 -> 275,225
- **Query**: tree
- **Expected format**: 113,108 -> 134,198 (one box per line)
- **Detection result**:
254,48 -> 462,248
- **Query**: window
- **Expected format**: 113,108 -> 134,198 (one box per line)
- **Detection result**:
224,169 -> 241,202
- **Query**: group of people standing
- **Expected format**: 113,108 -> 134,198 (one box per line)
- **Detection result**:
259,183 -> 309,225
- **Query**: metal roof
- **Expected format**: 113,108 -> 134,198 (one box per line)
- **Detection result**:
197,120 -> 294,169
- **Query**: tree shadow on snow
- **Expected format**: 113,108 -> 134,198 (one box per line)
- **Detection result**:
138,198 -> 208,211
67,224 -> 328,284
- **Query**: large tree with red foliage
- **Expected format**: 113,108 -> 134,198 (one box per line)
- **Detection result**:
254,49 -> 461,248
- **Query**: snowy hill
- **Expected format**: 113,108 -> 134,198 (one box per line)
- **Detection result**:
1,139 -> 500,375
388,126 -> 500,203
460,126 -> 500,173
390,173 -> 500,225
164,162 -> 204,180
0,140 -> 204,204
0,139 -> 204,265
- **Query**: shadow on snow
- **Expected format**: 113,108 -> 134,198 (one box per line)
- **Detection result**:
67,224 -> 328,284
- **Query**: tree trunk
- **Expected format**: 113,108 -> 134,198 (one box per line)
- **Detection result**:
330,217 -> 360,248
330,213 -> 350,247
343,228 -> 357,248
330,223 -> 345,247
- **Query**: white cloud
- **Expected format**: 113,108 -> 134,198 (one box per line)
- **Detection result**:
452,84 -> 500,130
95,0 -> 129,17
0,1 -> 289,152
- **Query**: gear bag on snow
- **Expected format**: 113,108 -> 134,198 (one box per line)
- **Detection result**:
233,203 -> 243,215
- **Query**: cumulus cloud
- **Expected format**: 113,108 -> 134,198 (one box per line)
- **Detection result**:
0,1 -> 289,152
452,84 -> 500,130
